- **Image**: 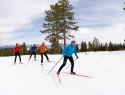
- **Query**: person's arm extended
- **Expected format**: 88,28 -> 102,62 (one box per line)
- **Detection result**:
47,46 -> 49,51
37,46 -> 39,50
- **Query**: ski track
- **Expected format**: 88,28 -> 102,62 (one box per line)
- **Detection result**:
0,52 -> 125,95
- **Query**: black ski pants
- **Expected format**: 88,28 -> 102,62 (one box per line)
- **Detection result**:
14,52 -> 21,62
29,52 -> 36,59
58,56 -> 74,72
41,53 -> 49,63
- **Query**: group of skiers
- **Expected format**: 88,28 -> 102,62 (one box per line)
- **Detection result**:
14,42 -> 49,65
13,40 -> 79,75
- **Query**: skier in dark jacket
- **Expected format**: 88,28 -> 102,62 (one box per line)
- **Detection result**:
14,43 -> 22,64
57,40 -> 79,75
29,44 -> 37,61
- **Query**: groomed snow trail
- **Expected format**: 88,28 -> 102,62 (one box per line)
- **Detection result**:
0,52 -> 125,95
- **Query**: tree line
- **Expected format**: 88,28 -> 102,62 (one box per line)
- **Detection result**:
77,41 -> 125,52
0,41 -> 125,56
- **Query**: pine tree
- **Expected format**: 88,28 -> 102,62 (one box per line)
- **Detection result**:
100,43 -> 103,51
104,42 -> 108,51
123,2 -> 125,10
1,49 -> 5,56
7,49 -> 13,56
80,41 -> 84,52
40,3 -> 65,53
123,43 -> 125,50
93,37 -> 100,51
88,41 -> 93,51
29,45 -> 32,55
83,42 -> 87,52
21,42 -> 28,55
50,38 -> 58,54
119,43 -> 123,50
76,44 -> 79,52
60,46 -> 63,53
114,44 -> 118,51
109,41 -> 113,51
58,0 -> 79,47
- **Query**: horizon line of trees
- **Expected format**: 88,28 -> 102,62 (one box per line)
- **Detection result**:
0,41 -> 125,56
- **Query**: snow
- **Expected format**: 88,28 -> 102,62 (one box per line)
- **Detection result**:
0,51 -> 125,95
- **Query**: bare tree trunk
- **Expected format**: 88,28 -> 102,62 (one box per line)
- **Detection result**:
56,33 -> 60,54
64,30 -> 66,48
63,2 -> 66,48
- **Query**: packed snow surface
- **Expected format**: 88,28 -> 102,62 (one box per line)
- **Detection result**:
0,51 -> 125,95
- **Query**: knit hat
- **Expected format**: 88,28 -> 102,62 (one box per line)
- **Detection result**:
71,40 -> 76,43
42,42 -> 45,44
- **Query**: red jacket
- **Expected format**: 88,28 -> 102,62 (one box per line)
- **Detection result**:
14,46 -> 22,52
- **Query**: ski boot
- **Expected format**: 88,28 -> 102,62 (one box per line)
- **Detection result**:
71,72 -> 76,75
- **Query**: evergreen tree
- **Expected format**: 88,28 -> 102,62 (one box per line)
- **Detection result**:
80,41 -> 84,52
1,49 -> 5,56
100,43 -> 103,51
114,44 -> 118,51
7,49 -> 13,56
60,46 -> 63,53
40,0 -> 79,50
109,41 -> 113,51
40,3 -> 63,53
104,42 -> 108,51
76,44 -> 79,52
50,38 -> 58,54
123,2 -> 125,10
117,44 -> 120,50
123,43 -> 125,50
93,37 -> 100,51
119,43 -> 123,50
29,45 -> 32,54
58,0 -> 79,47
21,42 -> 28,55
88,41 -> 93,51
83,42 -> 87,52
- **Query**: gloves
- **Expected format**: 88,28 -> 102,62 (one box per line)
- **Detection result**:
76,56 -> 79,59
62,54 -> 65,57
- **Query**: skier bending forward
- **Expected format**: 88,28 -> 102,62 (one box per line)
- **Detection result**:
57,40 -> 79,75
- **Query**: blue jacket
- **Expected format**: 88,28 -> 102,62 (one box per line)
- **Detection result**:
31,46 -> 37,52
62,44 -> 78,57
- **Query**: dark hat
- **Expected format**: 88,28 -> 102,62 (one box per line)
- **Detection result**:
71,40 -> 76,43
16,43 -> 18,45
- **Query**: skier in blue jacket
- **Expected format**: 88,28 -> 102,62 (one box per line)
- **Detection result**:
29,44 -> 37,61
57,40 -> 79,75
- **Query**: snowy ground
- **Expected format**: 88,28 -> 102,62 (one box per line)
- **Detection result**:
0,51 -> 125,95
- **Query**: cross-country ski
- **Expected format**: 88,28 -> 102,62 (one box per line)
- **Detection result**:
56,72 -> 61,83
63,72 -> 93,78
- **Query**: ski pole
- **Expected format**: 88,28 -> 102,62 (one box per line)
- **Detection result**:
47,56 -> 63,75
65,58 -> 77,70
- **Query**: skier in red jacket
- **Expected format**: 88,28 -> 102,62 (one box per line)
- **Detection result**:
14,43 -> 22,64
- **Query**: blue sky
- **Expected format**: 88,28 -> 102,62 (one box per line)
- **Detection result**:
0,0 -> 125,45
